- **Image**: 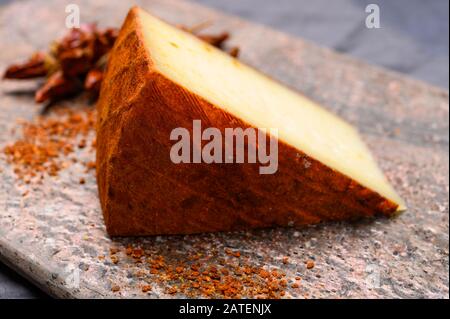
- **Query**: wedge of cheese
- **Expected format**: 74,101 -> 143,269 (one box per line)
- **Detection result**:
96,7 -> 405,236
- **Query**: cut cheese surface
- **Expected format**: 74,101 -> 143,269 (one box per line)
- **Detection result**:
137,9 -> 405,211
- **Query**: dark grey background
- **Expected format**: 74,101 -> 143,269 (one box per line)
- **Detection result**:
0,0 -> 448,298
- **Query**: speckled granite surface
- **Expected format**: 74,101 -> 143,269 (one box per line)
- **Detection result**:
0,0 -> 448,298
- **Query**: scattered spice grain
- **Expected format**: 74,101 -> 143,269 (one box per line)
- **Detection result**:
306,260 -> 315,269
142,285 -> 152,293
110,255 -> 119,264
111,285 -> 120,292
167,287 -> 178,294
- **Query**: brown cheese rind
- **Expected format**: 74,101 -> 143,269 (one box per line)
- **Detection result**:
96,8 -> 398,236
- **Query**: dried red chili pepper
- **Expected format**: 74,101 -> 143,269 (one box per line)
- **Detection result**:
84,69 -> 103,95
198,32 -> 230,48
228,47 -> 240,58
3,52 -> 48,79
35,71 -> 82,103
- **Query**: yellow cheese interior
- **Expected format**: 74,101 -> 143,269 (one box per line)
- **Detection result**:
138,9 -> 406,211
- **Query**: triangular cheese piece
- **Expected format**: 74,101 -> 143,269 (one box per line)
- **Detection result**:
96,7 -> 405,236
